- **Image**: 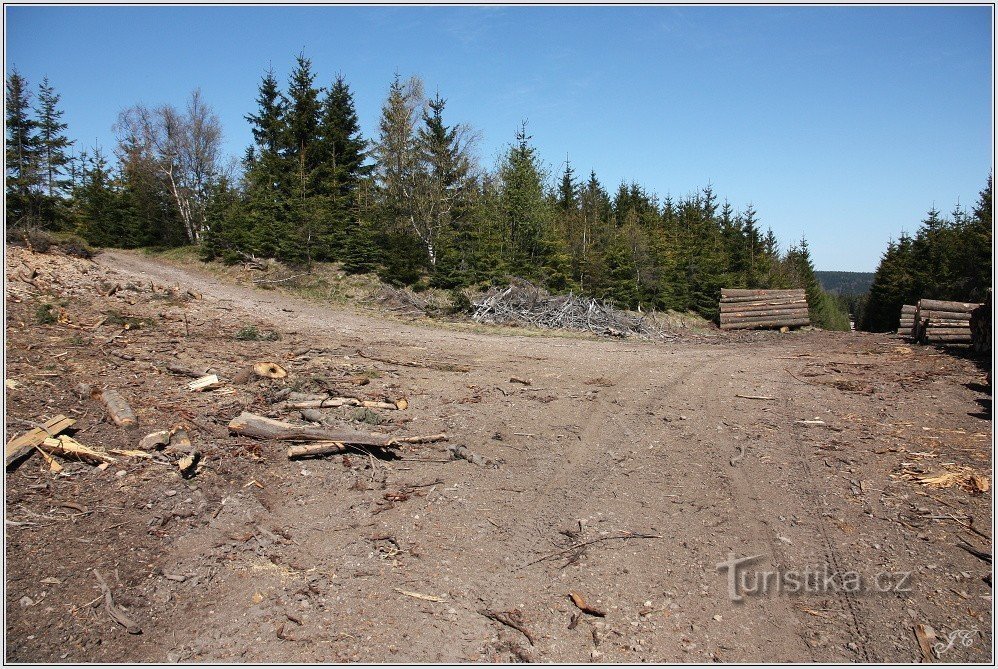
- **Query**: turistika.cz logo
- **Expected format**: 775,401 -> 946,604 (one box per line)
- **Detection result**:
716,553 -> 913,602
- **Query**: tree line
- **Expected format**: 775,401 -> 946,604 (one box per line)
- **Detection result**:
860,176 -> 992,332
5,57 -> 849,327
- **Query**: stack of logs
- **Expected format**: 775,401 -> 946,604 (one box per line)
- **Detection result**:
898,305 -> 916,334
718,289 -> 810,330
913,299 -> 980,345
971,290 -> 992,357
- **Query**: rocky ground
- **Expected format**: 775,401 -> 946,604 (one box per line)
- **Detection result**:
4,246 -> 993,663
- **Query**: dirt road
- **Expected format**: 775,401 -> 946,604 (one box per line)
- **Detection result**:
5,248 -> 993,662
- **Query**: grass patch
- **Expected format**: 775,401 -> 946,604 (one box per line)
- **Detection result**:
104,310 -> 155,330
234,325 -> 281,341
35,303 -> 57,325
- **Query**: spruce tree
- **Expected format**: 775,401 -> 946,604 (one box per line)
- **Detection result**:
316,75 -> 368,201
6,69 -> 41,227
35,78 -> 74,200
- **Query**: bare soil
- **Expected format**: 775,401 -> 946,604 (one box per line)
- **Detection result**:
5,247 -> 993,663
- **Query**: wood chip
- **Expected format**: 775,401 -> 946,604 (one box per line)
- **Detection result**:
568,591 -> 606,617
393,587 -> 445,602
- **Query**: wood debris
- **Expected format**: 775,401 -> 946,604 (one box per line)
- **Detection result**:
393,587 -> 445,602
472,279 -> 672,339
913,623 -> 936,663
40,435 -> 116,464
478,608 -> 535,646
568,591 -> 606,617
94,388 -> 137,427
93,569 -> 142,634
898,465 -> 990,494
229,412 -> 446,452
187,374 -> 222,392
5,414 -> 76,468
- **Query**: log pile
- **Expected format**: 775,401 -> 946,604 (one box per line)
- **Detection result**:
971,290 -> 991,357
898,305 -> 916,336
718,289 -> 810,330
913,299 -> 980,345
471,280 -> 672,339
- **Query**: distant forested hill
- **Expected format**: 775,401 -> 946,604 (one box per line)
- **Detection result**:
816,271 -> 874,296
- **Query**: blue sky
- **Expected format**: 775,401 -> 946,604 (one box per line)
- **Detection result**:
5,5 -> 993,271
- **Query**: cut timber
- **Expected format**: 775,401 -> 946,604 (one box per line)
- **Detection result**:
229,411 -> 445,447
923,327 -> 972,336
5,415 -> 76,468
901,304 -> 917,313
275,397 -> 399,411
918,299 -> 981,313
229,411 -> 410,446
720,311 -> 810,325
253,362 -> 287,379
188,374 -> 221,392
719,300 -> 808,313
719,295 -> 806,305
95,389 -> 137,427
720,289 -> 805,299
165,362 -> 206,378
720,308 -> 811,321
720,318 -> 810,331
287,442 -> 348,459
40,435 -> 115,464
918,310 -> 973,321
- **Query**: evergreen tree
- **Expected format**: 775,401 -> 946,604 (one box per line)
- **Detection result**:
316,75 -> 369,201
496,123 -> 563,281
6,69 -> 41,227
417,92 -> 475,281
557,159 -> 578,211
35,77 -> 74,204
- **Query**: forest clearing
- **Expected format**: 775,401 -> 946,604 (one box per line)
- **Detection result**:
4,244 -> 992,663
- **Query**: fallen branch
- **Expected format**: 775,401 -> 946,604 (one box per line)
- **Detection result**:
93,569 -> 142,634
522,532 -> 663,568
478,609 -> 535,646
230,411 -> 446,449
357,350 -> 471,373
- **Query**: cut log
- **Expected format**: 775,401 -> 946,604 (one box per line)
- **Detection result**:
720,308 -> 811,320
922,327 -> 973,336
918,310 -> 973,321
95,389 -> 137,427
719,300 -> 808,313
5,415 -> 76,468
901,304 -> 917,313
720,311 -> 811,325
924,333 -> 973,342
925,319 -> 973,328
165,362 -> 206,378
229,412 -> 446,448
720,318 -> 810,331
287,442 -> 348,459
720,289 -> 806,299
253,362 -> 287,379
917,299 -> 981,313
276,397 -> 399,411
229,412 -> 396,446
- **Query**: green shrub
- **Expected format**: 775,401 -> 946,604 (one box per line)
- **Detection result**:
35,303 -> 56,324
